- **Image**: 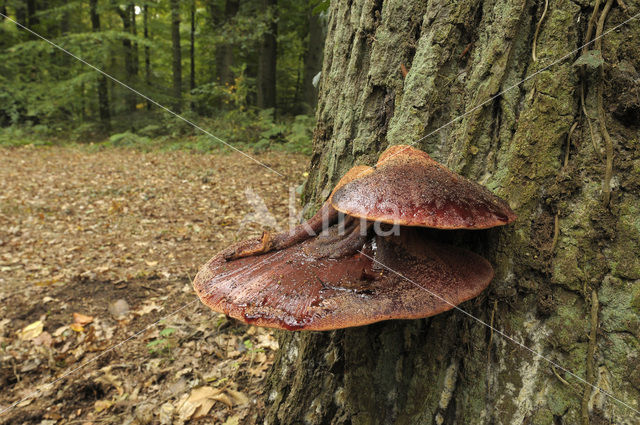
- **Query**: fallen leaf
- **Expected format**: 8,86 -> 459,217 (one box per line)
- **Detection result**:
223,416 -> 240,425
159,402 -> 174,424
52,325 -> 69,337
179,386 -> 222,420
73,312 -> 94,325
211,392 -> 234,408
70,323 -> 84,332
226,389 -> 249,406
136,300 -> 161,315
94,399 -> 113,412
18,320 -> 44,340
32,331 -> 52,347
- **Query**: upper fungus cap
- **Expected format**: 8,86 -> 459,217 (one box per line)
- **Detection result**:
330,145 -> 517,229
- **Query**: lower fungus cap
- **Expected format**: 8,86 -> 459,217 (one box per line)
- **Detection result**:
193,225 -> 494,331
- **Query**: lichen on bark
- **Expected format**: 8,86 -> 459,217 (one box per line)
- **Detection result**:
263,0 -> 640,423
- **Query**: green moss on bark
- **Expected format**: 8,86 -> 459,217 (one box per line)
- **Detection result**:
264,0 -> 640,423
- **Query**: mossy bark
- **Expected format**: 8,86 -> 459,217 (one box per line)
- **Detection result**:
264,0 -> 640,423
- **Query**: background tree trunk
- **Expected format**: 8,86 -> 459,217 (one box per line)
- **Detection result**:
264,0 -> 640,424
257,0 -> 277,111
190,0 -> 196,93
170,0 -> 182,112
90,0 -> 110,129
130,3 -> 139,77
215,0 -> 240,86
114,3 -> 138,112
143,3 -> 151,111
301,8 -> 325,113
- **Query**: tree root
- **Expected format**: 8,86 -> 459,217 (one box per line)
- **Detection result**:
595,0 -> 615,206
552,365 -> 583,395
564,121 -> 578,169
581,289 -> 600,425
531,0 -> 549,62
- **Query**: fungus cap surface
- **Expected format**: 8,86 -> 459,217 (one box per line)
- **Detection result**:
331,145 -> 516,229
193,227 -> 493,331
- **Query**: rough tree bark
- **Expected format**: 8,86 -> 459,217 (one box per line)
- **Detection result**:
263,0 -> 640,424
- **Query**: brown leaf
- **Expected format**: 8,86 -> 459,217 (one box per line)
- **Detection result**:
73,312 -> 94,325
179,386 -> 222,420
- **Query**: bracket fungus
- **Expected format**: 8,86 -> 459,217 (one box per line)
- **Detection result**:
193,145 -> 516,331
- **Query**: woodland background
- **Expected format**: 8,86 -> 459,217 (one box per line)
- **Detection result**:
0,0 -> 328,153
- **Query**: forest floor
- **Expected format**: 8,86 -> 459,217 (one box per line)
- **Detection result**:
0,146 -> 309,425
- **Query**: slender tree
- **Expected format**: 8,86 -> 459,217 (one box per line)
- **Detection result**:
170,0 -> 182,112
90,0 -> 111,129
26,0 -> 38,27
214,0 -> 239,86
113,2 -> 138,112
256,0 -> 277,111
130,3 -> 139,76
190,0 -> 196,92
263,1 -> 640,424
143,2 -> 151,110
301,6 -> 324,112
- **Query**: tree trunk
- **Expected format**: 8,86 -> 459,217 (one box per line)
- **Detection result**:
114,3 -> 137,112
301,8 -> 325,113
257,0 -> 277,111
214,0 -> 239,86
264,0 -> 640,424
130,3 -> 139,76
170,0 -> 182,112
190,0 -> 196,93
143,3 -> 151,111
26,0 -> 37,27
90,0 -> 110,130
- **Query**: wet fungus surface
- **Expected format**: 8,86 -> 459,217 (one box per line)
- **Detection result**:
193,145 -> 516,331
331,145 -> 517,229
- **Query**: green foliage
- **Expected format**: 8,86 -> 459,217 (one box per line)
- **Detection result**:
0,124 -> 55,147
0,0 -> 321,154
255,111 -> 314,154
146,326 -> 177,357
108,131 -> 151,147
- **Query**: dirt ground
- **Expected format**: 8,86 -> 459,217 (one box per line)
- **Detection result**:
0,146 -> 309,424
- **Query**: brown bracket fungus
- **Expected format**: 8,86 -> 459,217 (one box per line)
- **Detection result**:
331,145 -> 517,229
193,145 -> 516,331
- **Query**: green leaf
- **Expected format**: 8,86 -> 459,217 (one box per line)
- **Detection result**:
146,339 -> 166,348
159,327 -> 176,337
